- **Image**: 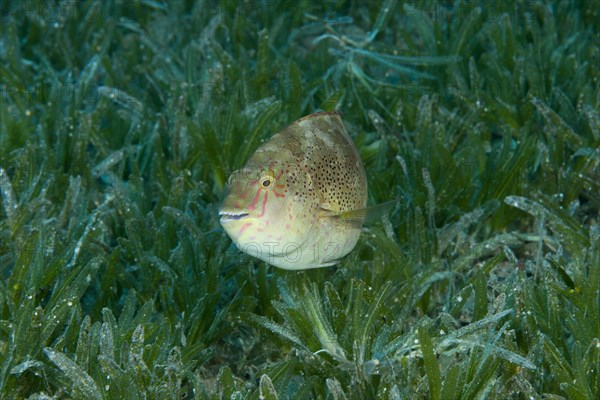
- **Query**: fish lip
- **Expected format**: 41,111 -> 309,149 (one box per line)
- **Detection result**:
218,210 -> 250,221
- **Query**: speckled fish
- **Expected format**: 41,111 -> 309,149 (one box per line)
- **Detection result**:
219,111 -> 386,270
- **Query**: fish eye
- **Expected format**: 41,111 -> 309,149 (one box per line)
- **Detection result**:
260,175 -> 275,190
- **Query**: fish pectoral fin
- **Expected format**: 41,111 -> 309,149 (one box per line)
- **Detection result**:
320,200 -> 397,227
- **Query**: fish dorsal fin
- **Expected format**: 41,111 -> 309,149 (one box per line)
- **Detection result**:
320,201 -> 397,227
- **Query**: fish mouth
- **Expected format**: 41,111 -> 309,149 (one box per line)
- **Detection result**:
219,210 -> 250,222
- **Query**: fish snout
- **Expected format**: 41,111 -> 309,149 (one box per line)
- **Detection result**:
218,209 -> 250,223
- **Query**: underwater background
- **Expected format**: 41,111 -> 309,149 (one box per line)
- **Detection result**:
1,0 -> 599,398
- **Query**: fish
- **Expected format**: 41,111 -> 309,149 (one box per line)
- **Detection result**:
219,111 -> 389,270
